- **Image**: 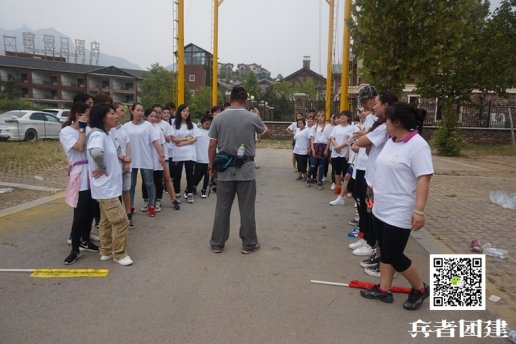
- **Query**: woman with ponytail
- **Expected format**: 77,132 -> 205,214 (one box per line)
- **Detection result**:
360,102 -> 433,311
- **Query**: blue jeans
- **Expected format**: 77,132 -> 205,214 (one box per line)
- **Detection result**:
308,156 -> 327,183
130,168 -> 155,207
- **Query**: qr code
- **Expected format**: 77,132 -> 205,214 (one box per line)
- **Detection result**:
430,254 -> 485,310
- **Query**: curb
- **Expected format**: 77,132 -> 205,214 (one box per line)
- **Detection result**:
0,191 -> 65,219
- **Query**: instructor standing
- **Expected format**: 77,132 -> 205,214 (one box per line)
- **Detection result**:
208,86 -> 269,254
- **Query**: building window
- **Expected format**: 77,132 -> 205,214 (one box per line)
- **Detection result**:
102,80 -> 110,88
408,95 -> 420,106
125,94 -> 134,103
189,75 -> 196,82
22,88 -> 29,97
51,90 -> 58,99
77,78 -> 85,87
50,76 -> 58,85
21,73 -> 28,82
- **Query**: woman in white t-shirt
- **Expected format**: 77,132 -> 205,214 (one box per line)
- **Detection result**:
286,111 -> 304,171
171,104 -> 198,204
60,102 -> 100,265
307,111 -> 332,189
329,111 -> 354,195
293,117 -> 312,180
193,115 -> 213,198
87,103 -> 132,266
360,102 -> 433,310
123,103 -> 164,217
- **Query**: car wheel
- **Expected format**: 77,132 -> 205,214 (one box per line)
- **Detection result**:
24,129 -> 38,142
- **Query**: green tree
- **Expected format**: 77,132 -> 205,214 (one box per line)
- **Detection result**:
244,71 -> 260,98
140,63 -> 176,108
271,80 -> 293,99
189,86 -> 212,120
294,79 -> 317,100
0,73 -> 19,99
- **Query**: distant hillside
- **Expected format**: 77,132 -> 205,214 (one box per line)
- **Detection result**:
0,25 -> 143,70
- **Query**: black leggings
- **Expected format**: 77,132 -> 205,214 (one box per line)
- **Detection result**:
193,162 -> 209,191
295,154 -> 308,173
352,169 -> 375,247
142,170 -> 164,200
172,160 -> 195,194
71,190 -> 98,251
373,215 -> 412,272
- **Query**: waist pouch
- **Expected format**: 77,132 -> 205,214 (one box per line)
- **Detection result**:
214,152 -> 254,172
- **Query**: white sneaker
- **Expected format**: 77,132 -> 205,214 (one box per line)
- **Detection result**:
322,177 -> 327,182
155,200 -> 162,212
349,239 -> 366,250
90,233 -> 100,242
330,196 -> 345,206
100,255 -> 113,261
330,182 -> 336,190
187,193 -> 193,204
353,244 -> 373,256
141,201 -> 148,212
114,256 -> 133,266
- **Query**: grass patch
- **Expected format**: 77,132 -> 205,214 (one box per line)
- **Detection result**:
257,138 -> 292,149
460,143 -> 516,157
0,140 -> 67,173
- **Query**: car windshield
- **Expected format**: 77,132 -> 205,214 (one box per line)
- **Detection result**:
0,111 -> 27,118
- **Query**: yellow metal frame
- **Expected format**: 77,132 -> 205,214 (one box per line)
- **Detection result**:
325,0 -> 335,121
177,0 -> 185,104
339,0 -> 352,111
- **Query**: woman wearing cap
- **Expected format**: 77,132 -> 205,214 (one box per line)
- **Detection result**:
360,102 -> 433,310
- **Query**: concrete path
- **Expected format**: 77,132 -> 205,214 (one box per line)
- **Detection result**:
0,148 -> 511,343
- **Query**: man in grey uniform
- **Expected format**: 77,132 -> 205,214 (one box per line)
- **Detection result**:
208,86 -> 269,254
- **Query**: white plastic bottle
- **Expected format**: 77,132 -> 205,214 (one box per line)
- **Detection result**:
237,144 -> 245,159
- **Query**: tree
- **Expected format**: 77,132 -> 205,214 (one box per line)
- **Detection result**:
0,73 -> 19,100
189,86 -> 212,119
352,0 -> 493,155
244,71 -> 260,98
140,63 -> 176,108
271,80 -> 293,99
294,79 -> 318,100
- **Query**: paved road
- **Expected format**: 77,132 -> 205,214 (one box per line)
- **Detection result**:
0,148 -> 511,343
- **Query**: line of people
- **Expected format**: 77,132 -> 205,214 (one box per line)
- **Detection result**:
60,94 -> 221,266
287,85 -> 434,310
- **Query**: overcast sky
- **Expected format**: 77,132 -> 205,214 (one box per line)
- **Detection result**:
0,0 -> 504,78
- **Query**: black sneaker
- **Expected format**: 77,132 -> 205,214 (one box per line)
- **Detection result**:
79,241 -> 99,252
241,243 -> 261,254
129,219 -> 136,229
173,200 -> 181,210
360,253 -> 380,268
211,246 -> 224,253
403,283 -> 429,310
360,284 -> 394,303
201,190 -> 207,198
64,249 -> 81,265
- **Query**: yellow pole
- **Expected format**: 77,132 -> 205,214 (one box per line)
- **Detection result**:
340,0 -> 351,111
212,0 -> 219,106
325,0 -> 335,121
177,0 -> 185,104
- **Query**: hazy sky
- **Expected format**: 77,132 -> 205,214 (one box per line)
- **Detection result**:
0,0 -> 504,77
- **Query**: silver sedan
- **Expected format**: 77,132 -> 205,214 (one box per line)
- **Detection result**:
0,110 -> 62,141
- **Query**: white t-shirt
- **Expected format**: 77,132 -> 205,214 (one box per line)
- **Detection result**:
171,123 -> 199,162
152,125 -> 165,171
330,124 -> 354,158
354,114 -> 378,171
372,134 -> 434,229
109,126 -> 130,158
87,130 -> 122,200
60,126 -> 89,191
123,121 -> 159,169
365,123 -> 389,186
157,120 -> 172,160
195,128 -> 210,163
288,122 -> 298,135
309,124 -> 332,144
293,128 -> 311,155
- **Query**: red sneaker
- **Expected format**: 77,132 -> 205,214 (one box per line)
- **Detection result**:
148,206 -> 155,217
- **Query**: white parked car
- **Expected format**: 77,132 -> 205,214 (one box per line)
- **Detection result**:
0,110 -> 62,141
42,108 -> 71,123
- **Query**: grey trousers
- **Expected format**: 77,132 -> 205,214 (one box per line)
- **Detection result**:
210,179 -> 258,249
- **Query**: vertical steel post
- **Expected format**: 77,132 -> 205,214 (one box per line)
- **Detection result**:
339,0 -> 351,112
177,0 -> 185,104
325,0 -> 335,121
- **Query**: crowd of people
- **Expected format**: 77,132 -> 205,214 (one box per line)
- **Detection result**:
286,85 -> 434,311
60,93 -> 231,266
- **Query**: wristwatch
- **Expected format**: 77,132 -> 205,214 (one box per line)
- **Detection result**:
79,128 -> 85,133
